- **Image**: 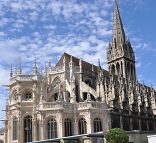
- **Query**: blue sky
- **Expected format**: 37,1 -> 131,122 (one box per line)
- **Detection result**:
0,0 -> 156,127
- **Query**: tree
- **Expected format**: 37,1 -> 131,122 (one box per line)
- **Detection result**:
106,128 -> 129,143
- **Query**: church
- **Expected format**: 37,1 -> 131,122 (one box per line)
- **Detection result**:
4,0 -> 156,143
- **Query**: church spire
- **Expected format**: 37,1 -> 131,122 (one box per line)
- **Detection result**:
10,64 -> 13,78
17,58 -> 22,75
33,58 -> 37,75
113,0 -> 125,45
107,0 -> 136,81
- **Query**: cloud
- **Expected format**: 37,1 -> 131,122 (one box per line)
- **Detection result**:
0,0 -> 154,83
136,62 -> 142,68
0,65 -> 9,86
0,32 -> 6,37
0,0 -> 155,127
0,66 -> 9,122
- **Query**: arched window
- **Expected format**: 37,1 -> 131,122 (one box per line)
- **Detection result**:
85,79 -> 92,87
64,119 -> 72,136
12,117 -> 18,140
12,90 -> 18,102
127,62 -> 130,80
111,65 -> 115,74
94,118 -> 102,132
52,77 -> 61,88
116,63 -> 120,75
24,92 -> 32,101
24,115 -> 32,142
79,118 -> 87,134
47,118 -> 57,139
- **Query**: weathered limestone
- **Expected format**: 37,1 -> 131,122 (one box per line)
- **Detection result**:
4,1 -> 156,143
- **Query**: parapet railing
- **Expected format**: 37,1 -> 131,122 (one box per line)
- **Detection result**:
42,101 -> 107,110
10,74 -> 38,84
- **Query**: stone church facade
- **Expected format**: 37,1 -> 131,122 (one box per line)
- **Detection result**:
4,0 -> 156,143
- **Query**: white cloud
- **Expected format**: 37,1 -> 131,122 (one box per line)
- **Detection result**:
136,62 -> 142,68
0,32 -> 6,37
0,65 -> 9,85
0,65 -> 9,125
10,2 -> 23,10
0,0 -> 155,126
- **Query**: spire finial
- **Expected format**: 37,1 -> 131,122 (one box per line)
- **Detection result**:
79,58 -> 82,73
63,55 -> 66,64
63,55 -> 66,71
69,56 -> 74,79
10,64 -> 13,78
114,0 -> 117,5
70,55 -> 73,63
48,60 -> 51,68
44,63 -> 47,75
98,58 -> 101,68
92,63 -> 94,72
33,57 -> 37,75
113,0 -> 125,45
40,65 -> 42,75
17,58 -> 22,75
69,55 -> 74,68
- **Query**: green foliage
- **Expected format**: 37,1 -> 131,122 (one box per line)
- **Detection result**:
106,128 -> 129,143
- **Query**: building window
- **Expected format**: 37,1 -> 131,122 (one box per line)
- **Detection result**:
47,118 -> 57,139
79,118 -> 87,134
64,119 -> 72,136
24,92 -> 32,101
94,118 -> 102,132
85,79 -> 92,87
24,115 -> 32,143
12,117 -> 18,140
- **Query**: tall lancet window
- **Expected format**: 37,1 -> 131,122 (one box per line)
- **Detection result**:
93,118 -> 102,132
79,118 -> 87,134
24,115 -> 32,143
12,117 -> 18,140
47,118 -> 57,139
64,119 -> 72,136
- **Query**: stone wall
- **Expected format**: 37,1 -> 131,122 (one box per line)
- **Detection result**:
127,131 -> 156,143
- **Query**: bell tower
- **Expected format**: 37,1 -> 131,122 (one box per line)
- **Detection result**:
107,0 -> 136,81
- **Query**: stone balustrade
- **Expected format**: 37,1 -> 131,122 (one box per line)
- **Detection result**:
42,101 -> 107,111
10,74 -> 38,84
77,102 -> 107,109
42,102 -> 66,109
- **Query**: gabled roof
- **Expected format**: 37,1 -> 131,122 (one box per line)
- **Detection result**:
56,53 -> 109,75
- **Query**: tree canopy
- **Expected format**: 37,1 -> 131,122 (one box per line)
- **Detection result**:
106,128 -> 129,143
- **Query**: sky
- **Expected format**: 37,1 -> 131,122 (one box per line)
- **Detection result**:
0,0 -> 156,127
